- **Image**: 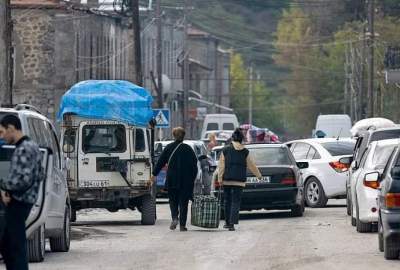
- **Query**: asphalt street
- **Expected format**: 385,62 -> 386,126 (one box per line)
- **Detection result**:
3,200 -> 399,270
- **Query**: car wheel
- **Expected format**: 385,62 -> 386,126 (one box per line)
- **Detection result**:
50,206 -> 71,252
71,208 -> 77,222
384,237 -> 400,260
305,177 -> 328,208
346,189 -> 351,216
141,194 -> 156,225
290,202 -> 304,217
378,219 -> 384,252
28,224 -> 45,262
356,198 -> 372,233
350,202 -> 356,226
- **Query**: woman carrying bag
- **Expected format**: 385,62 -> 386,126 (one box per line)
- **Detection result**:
218,128 -> 262,231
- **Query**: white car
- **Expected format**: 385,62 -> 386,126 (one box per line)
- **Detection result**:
0,104 -> 70,262
287,138 -> 355,207
350,139 -> 398,232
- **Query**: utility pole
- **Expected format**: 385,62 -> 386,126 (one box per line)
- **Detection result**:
155,0 -> 163,108
344,44 -> 350,116
359,26 -> 366,119
131,0 -> 143,85
182,0 -> 190,128
0,0 -> 12,105
248,65 -> 253,126
366,0 -> 375,117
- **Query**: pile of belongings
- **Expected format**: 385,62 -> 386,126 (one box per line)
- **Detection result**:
350,118 -> 396,137
239,124 -> 280,143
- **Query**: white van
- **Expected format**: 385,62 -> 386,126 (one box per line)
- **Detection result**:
0,105 -> 70,262
313,114 -> 352,138
201,114 -> 239,140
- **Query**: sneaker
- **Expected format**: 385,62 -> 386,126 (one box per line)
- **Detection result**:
180,226 -> 188,232
170,219 -> 179,230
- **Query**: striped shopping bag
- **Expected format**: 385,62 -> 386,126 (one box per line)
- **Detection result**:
191,193 -> 221,229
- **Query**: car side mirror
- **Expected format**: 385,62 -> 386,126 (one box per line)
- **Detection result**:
297,162 -> 309,169
364,172 -> 380,188
339,156 -> 353,166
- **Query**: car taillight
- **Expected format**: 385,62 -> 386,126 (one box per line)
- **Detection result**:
329,161 -> 350,173
385,193 -> 400,209
281,175 -> 296,185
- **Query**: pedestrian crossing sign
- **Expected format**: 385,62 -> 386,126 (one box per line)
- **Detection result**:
153,109 -> 170,128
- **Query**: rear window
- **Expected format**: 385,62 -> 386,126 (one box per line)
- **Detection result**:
206,123 -> 218,131
373,145 -> 397,169
82,125 -> 126,153
249,147 -> 292,166
370,130 -> 400,142
321,141 -> 355,156
223,123 -> 235,130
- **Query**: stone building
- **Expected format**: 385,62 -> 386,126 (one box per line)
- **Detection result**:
10,0 -> 135,122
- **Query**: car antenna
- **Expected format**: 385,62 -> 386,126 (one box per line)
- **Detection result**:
336,128 -> 343,141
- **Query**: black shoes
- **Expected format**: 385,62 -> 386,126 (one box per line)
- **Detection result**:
170,219 -> 179,230
229,225 -> 235,231
224,222 -> 235,231
180,226 -> 188,232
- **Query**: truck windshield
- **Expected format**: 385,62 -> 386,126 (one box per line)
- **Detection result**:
82,125 -> 126,153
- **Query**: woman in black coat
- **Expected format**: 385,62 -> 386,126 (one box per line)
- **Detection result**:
150,127 -> 198,231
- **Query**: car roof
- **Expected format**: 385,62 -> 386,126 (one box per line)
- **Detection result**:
359,127 -> 400,135
244,143 -> 287,149
288,138 -> 355,144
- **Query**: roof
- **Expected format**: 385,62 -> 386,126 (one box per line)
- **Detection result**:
188,27 -> 211,37
288,138 -> 355,144
11,0 -> 66,8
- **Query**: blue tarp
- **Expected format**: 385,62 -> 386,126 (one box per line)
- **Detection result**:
57,80 -> 153,127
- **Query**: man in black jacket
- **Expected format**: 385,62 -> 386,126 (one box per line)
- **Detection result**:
150,127 -> 198,231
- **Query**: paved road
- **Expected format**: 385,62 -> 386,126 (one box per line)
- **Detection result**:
5,200 -> 400,270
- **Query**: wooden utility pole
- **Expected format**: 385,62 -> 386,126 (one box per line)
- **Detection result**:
131,0 -> 143,85
0,0 -> 12,105
248,65 -> 253,126
155,0 -> 163,108
359,26 -> 366,119
182,0 -> 190,128
366,0 -> 375,117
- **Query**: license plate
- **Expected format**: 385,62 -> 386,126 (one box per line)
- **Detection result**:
80,180 -> 110,188
246,176 -> 270,183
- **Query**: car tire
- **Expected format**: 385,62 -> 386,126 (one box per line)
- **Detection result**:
290,202 -> 305,217
28,224 -> 45,262
50,206 -> 71,252
305,177 -> 328,208
356,198 -> 372,233
71,208 -> 77,223
350,202 -> 356,226
384,237 -> 400,260
346,189 -> 351,216
141,194 -> 156,225
378,220 -> 384,252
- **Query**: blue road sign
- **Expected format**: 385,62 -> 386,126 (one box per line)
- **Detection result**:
153,109 -> 170,128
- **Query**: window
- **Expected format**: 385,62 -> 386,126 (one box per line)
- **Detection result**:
291,143 -> 310,160
49,129 -> 61,168
135,129 -> 146,152
372,145 -> 397,169
82,125 -> 126,153
306,146 -> 321,160
223,123 -> 235,130
321,141 -> 355,156
370,130 -> 400,142
206,123 -> 218,131
249,147 -> 292,166
63,128 -> 76,153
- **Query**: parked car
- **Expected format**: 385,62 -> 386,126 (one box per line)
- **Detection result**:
347,139 -> 398,232
154,140 -> 214,196
286,138 -> 355,207
212,143 -> 308,217
312,114 -> 352,138
346,127 -> 400,216
200,114 -> 239,140
0,104 -> 70,262
375,145 -> 400,259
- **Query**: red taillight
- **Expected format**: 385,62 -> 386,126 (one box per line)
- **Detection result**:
329,161 -> 350,173
281,176 -> 296,185
385,193 -> 400,209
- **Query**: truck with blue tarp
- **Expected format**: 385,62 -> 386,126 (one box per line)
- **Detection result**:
58,80 -> 156,225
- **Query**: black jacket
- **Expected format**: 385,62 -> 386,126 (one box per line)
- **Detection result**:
153,141 -> 198,199
222,144 -> 249,182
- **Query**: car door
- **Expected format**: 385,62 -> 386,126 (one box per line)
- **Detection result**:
0,145 -> 52,237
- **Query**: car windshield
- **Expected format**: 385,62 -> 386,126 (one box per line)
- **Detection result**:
320,141 -> 355,156
372,145 -> 397,169
249,147 -> 292,166
82,125 -> 126,153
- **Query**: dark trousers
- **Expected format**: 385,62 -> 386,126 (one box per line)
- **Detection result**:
168,189 -> 189,227
1,199 -> 33,270
224,186 -> 243,225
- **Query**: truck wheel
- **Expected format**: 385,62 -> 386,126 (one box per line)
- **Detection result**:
141,194 -> 156,225
28,224 -> 45,262
50,206 -> 71,252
